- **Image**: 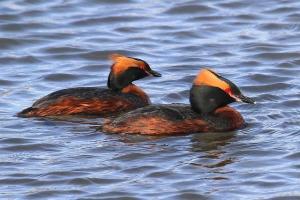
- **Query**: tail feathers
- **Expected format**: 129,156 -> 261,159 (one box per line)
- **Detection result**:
17,107 -> 37,117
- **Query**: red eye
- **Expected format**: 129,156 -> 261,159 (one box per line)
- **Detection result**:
224,88 -> 233,95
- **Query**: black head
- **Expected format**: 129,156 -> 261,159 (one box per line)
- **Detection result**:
107,54 -> 161,91
190,69 -> 255,114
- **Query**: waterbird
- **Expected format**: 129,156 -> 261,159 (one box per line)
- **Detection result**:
18,54 -> 161,117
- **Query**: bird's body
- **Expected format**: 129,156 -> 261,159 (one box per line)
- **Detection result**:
103,104 -> 244,135
18,86 -> 149,117
18,54 -> 161,117
102,69 -> 254,135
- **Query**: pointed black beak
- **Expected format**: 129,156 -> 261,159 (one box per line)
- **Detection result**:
235,94 -> 256,104
148,69 -> 161,77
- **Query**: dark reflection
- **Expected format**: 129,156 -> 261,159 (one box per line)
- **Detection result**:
103,131 -> 169,144
188,132 -> 236,180
190,131 -> 236,152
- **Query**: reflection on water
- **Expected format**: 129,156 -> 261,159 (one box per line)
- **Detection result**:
190,132 -> 236,152
189,132 -> 236,181
1,0 -> 300,199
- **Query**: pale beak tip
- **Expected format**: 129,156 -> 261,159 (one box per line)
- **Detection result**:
234,94 -> 256,104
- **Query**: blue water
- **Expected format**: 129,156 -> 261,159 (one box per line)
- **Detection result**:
1,0 -> 300,199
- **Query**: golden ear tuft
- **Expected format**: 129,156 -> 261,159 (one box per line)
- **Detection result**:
193,68 -> 229,91
109,53 -> 126,62
109,54 -> 141,75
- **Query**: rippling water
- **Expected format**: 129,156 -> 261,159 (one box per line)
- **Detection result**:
1,0 -> 300,199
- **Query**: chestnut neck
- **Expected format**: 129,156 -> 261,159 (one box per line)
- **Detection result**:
121,84 -> 150,104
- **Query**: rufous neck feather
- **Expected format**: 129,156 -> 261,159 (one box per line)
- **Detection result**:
121,84 -> 150,104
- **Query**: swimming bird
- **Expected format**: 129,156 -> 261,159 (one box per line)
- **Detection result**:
18,54 -> 161,117
102,69 -> 255,135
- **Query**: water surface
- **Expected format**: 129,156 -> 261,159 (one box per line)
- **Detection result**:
1,0 -> 300,199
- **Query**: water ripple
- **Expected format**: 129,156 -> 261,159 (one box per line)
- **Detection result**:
1,0 -> 300,199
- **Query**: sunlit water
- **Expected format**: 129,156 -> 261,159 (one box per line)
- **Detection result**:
1,0 -> 300,199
